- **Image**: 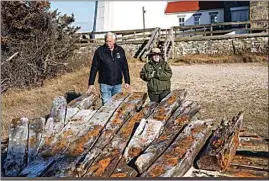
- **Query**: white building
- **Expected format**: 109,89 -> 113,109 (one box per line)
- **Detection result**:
94,1 -> 248,32
95,1 -> 177,32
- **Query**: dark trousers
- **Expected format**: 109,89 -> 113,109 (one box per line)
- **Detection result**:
148,90 -> 171,103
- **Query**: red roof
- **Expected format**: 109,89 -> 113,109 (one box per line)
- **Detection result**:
165,1 -> 224,14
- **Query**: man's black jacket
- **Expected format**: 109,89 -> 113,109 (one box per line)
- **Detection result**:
88,44 -> 130,86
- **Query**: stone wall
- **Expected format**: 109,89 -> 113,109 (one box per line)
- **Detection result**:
174,35 -> 268,56
250,1 -> 269,28
81,34 -> 268,59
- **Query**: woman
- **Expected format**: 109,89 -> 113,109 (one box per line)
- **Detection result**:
140,48 -> 172,102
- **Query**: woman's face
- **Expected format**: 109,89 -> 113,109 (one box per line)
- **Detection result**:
152,54 -> 160,62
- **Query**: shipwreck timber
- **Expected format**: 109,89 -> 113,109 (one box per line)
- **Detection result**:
1,90 -> 268,178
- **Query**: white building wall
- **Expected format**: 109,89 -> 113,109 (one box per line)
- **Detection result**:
95,1 -> 224,32
167,9 -> 224,26
96,1 -> 177,31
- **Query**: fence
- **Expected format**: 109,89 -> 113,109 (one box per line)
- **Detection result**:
77,20 -> 268,45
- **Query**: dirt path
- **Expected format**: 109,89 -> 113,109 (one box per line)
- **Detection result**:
132,63 -> 268,138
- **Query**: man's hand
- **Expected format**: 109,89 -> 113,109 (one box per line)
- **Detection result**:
86,85 -> 96,95
124,83 -> 130,89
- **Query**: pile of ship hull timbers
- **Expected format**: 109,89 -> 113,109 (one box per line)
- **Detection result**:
2,89 -> 268,178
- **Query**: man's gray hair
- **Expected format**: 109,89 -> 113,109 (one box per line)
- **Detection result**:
105,32 -> 116,40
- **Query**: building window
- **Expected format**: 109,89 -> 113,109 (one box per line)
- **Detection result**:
194,16 -> 200,25
230,7 -> 249,22
178,17 -> 185,26
209,12 -> 218,24
193,13 -> 201,25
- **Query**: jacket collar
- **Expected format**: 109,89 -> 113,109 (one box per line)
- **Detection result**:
149,58 -> 164,66
102,43 -> 119,53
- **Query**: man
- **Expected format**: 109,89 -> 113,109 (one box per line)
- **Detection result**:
87,32 -> 130,104
140,48 -> 172,103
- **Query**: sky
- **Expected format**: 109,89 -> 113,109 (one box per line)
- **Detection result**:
49,1 -> 96,32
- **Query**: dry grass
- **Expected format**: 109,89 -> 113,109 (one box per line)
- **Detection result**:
170,54 -> 268,65
1,67 -> 90,137
1,63 -> 144,137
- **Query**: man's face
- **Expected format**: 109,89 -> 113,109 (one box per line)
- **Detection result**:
152,54 -> 160,62
106,36 -> 115,50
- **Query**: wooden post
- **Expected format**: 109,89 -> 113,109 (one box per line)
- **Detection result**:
4,118 -> 29,176
171,28 -> 175,60
142,7 -> 146,39
210,25 -> 213,36
196,112 -> 244,171
245,23 -> 248,34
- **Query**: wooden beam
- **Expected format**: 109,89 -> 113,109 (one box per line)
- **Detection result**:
142,120 -> 213,177
4,118 -> 29,176
27,117 -> 45,164
43,92 -> 146,177
110,90 -> 187,178
196,112 -> 244,172
81,101 -> 157,177
67,93 -> 99,110
20,93 -> 129,177
123,90 -> 187,163
237,137 -> 268,152
135,101 -> 200,174
231,155 -> 268,171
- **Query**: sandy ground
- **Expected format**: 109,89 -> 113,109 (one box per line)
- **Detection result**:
132,63 -> 268,138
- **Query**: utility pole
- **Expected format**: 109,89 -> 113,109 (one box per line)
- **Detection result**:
142,6 -> 146,39
92,1 -> 98,39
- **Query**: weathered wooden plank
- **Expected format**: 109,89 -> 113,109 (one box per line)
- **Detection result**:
90,92 -> 147,149
189,167 -> 225,177
38,96 -> 67,152
18,157 -> 56,177
49,92 -> 147,177
39,92 -> 132,177
41,109 -> 97,157
135,101 -> 200,174
50,96 -> 67,123
81,100 -> 156,178
239,130 -> 261,138
4,118 -> 29,177
237,137 -> 268,152
67,93 -> 98,110
231,155 -> 269,171
196,112 -> 244,171
65,92 -> 130,157
110,157 -> 138,178
19,93 -> 128,177
123,90 -> 187,163
142,120 -> 213,177
110,90 -> 187,178
27,117 -> 45,164
223,165 -> 268,178
64,107 -> 80,125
